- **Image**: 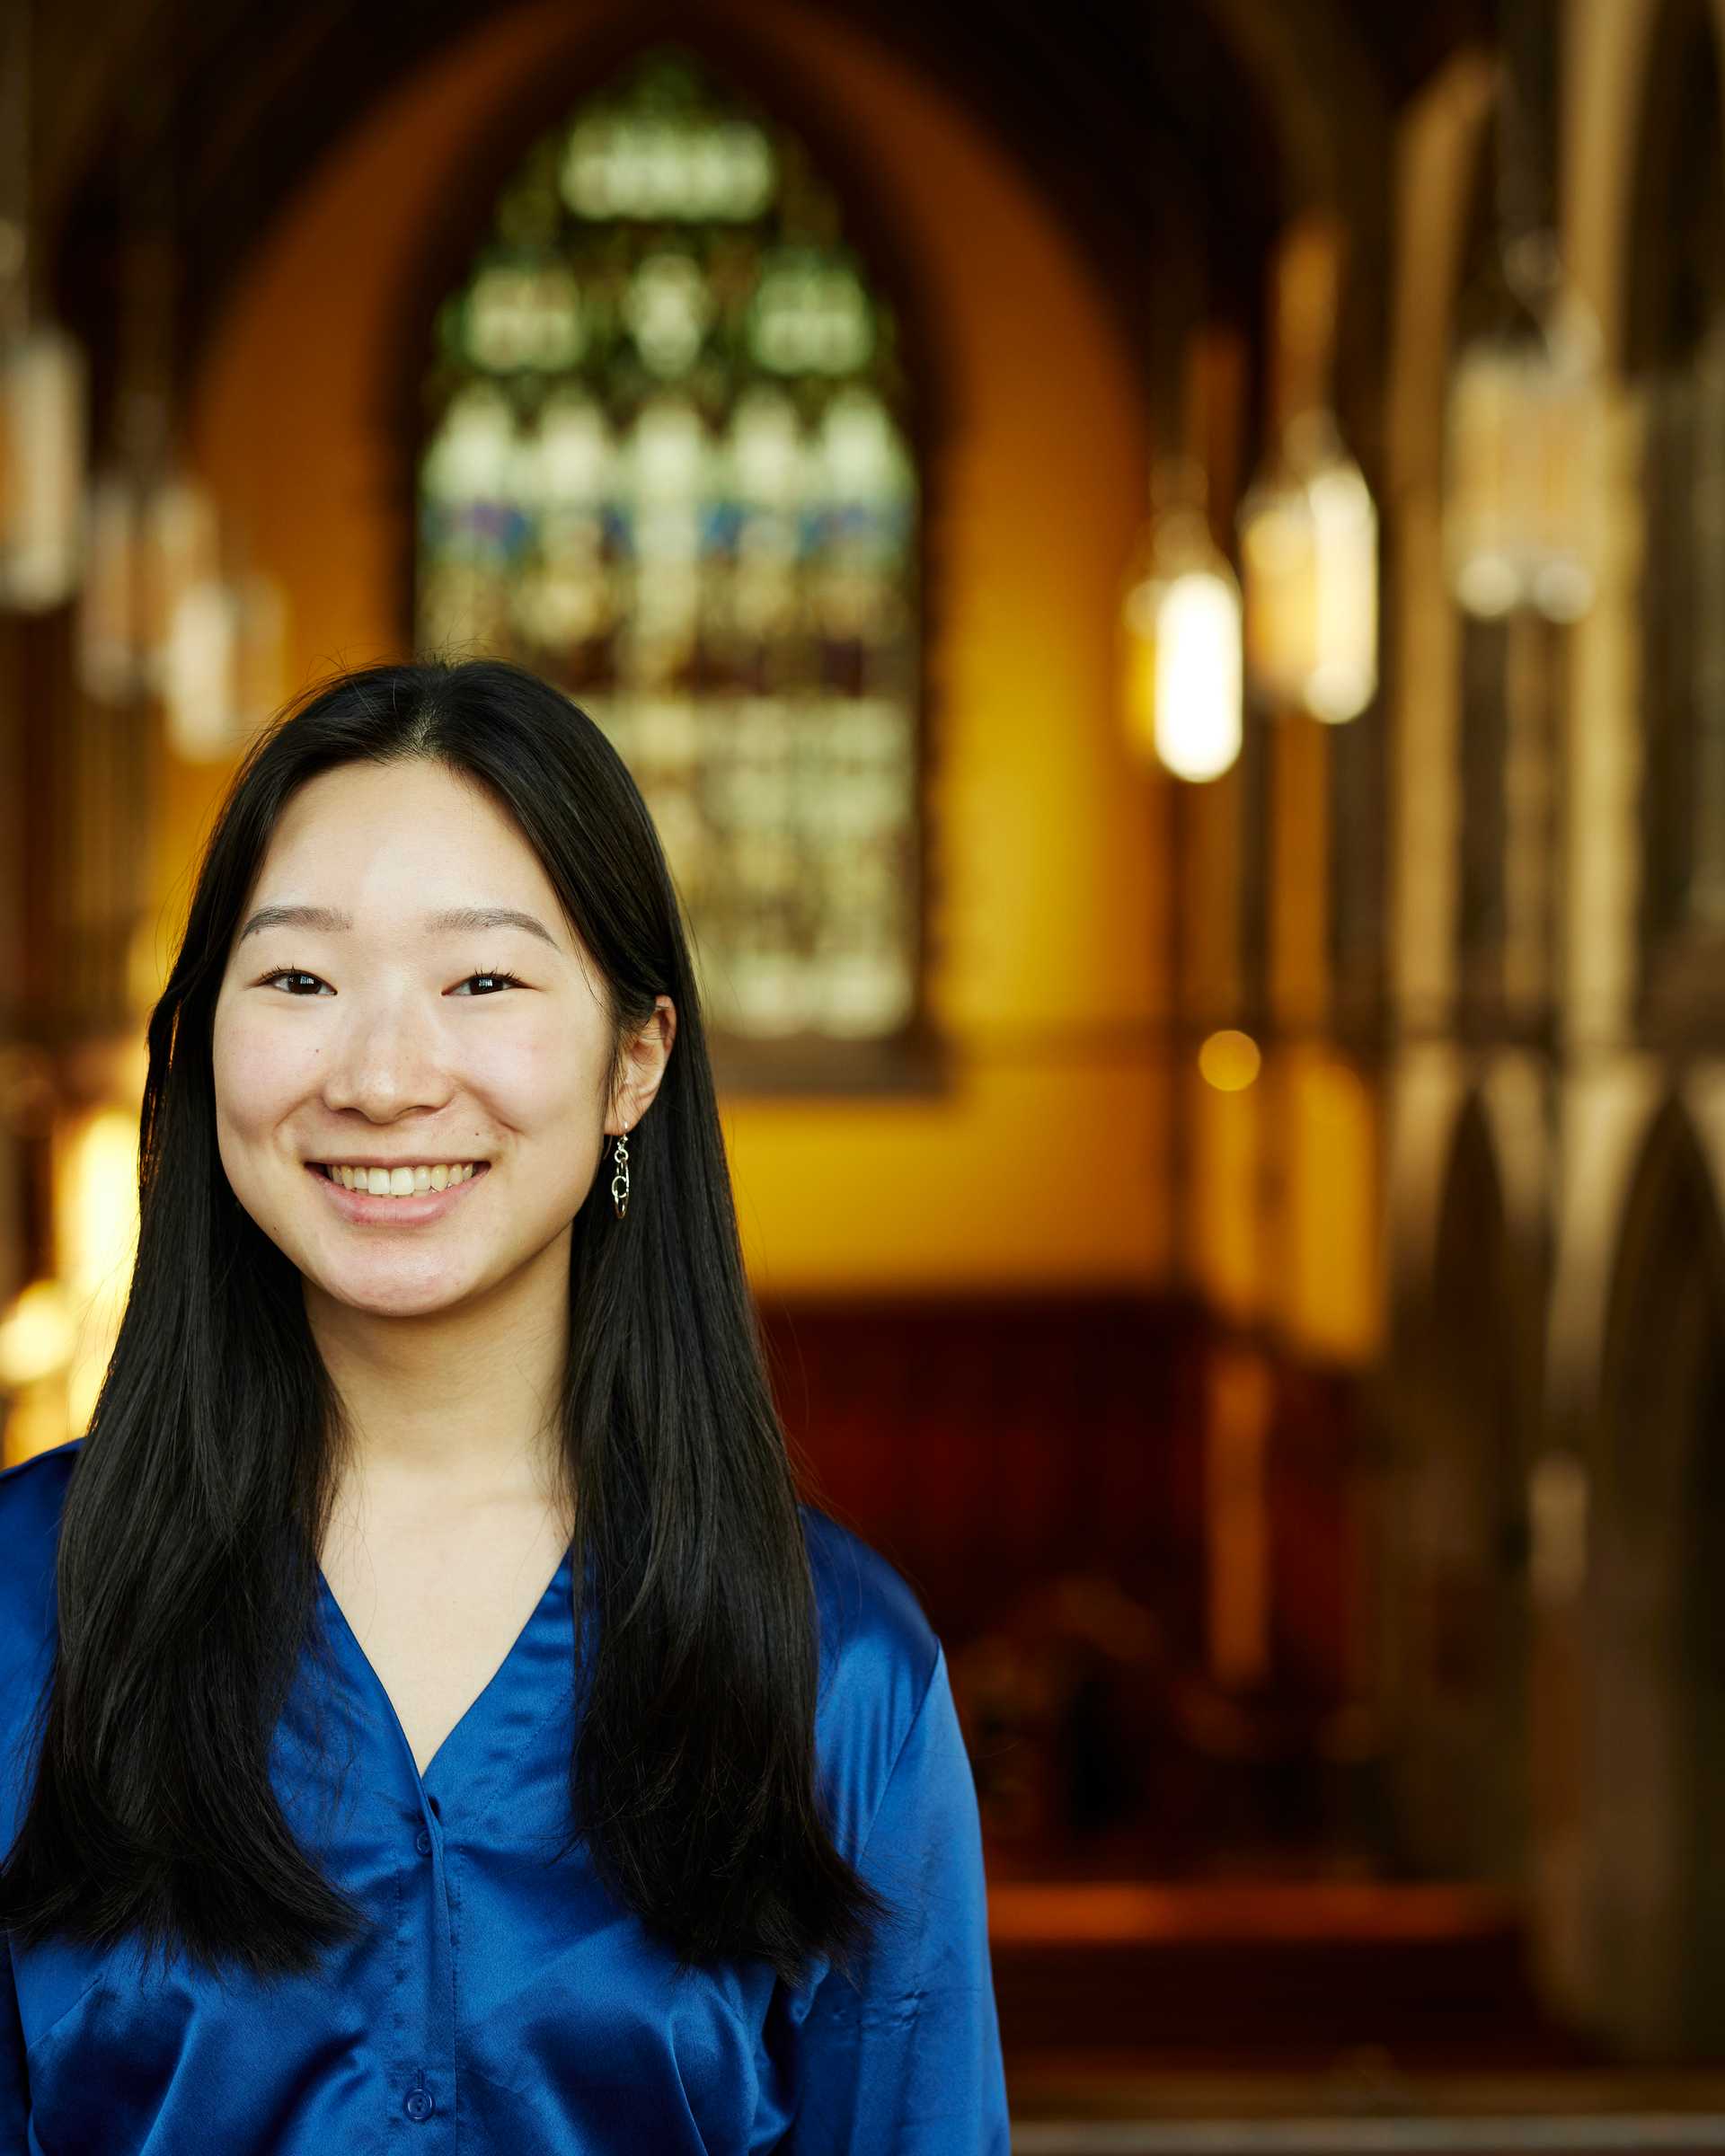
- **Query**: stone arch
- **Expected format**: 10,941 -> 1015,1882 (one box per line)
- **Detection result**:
1386,1083 -> 1538,1879
1590,1096 -> 1725,2055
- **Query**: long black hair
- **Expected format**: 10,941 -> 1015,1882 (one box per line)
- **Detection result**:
0,657 -> 886,1986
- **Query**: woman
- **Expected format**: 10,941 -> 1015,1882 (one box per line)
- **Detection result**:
0,658 -> 1008,2152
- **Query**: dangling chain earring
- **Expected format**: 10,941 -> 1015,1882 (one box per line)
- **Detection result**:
610,1124 -> 632,1219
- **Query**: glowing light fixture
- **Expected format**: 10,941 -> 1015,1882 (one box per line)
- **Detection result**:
1444,241 -> 1604,623
127,463 -> 288,761
1443,0 -> 1605,631
1236,213 -> 1378,720
0,4 -> 91,614
78,401 -> 215,707
0,323 -> 88,611
160,567 -> 288,762
1239,407 -> 1378,720
1120,457 -> 1243,782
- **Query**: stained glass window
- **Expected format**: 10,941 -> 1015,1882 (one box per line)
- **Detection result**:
416,48 -> 922,1048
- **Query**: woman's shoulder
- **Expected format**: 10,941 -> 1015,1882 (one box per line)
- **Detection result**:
797,1502 -> 945,1845
0,1432 -> 83,1527
799,1502 -> 940,1692
0,1435 -> 81,1643
0,1436 -> 80,1838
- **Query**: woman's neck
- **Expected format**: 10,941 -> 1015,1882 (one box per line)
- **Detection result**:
304,1246 -> 572,1515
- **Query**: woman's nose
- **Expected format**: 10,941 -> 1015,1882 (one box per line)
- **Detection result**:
316,999 -> 453,1119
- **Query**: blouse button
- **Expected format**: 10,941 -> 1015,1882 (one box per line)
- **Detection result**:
403,2084 -> 435,2124
415,1827 -> 433,1856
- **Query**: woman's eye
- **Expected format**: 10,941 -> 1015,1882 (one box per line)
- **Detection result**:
258,968 -> 524,996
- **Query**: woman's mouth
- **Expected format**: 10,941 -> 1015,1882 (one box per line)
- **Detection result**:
305,1160 -> 491,1223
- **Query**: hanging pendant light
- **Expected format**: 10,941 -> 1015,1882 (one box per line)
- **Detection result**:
141,473 -> 220,688
158,566 -> 288,761
159,577 -> 239,760
1120,455 -> 1243,782
1237,214 -> 1378,721
1239,407 -> 1378,720
0,2 -> 91,614
1444,0 -> 1605,626
0,323 -> 89,611
1444,233 -> 1604,623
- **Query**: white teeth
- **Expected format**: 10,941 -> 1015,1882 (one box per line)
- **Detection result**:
328,1162 -> 477,1195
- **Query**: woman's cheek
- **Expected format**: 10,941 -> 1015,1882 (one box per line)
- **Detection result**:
215,1010 -> 317,1142
469,1015 -> 586,1118
220,1020 -> 284,1107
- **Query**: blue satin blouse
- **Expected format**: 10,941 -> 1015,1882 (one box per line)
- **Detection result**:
0,1437 -> 1009,2152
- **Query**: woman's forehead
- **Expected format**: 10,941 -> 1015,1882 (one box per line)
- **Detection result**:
253,764 -> 565,916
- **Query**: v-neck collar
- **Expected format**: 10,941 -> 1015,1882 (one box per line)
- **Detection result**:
314,1542 -> 577,1807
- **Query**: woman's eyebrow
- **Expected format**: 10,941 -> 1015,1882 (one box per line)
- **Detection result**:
237,903 -> 562,950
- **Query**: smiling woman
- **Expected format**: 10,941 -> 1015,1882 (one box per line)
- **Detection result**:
0,657 -> 1007,2153
209,752 -> 641,1346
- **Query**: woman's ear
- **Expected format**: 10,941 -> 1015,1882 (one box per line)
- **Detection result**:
606,995 -> 677,1134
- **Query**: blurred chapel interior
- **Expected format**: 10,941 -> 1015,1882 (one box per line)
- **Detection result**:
6,0 -> 1725,2143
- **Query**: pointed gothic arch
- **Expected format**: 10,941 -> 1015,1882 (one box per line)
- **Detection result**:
1390,1091 -> 1534,1879
1594,1097 -> 1725,2053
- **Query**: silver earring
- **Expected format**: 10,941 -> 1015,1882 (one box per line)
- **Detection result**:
610,1125 -> 631,1219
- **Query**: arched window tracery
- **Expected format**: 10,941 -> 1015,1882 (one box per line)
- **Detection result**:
414,47 -> 924,1061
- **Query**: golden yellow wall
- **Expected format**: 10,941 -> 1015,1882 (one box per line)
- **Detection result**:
173,0 -> 1169,1295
